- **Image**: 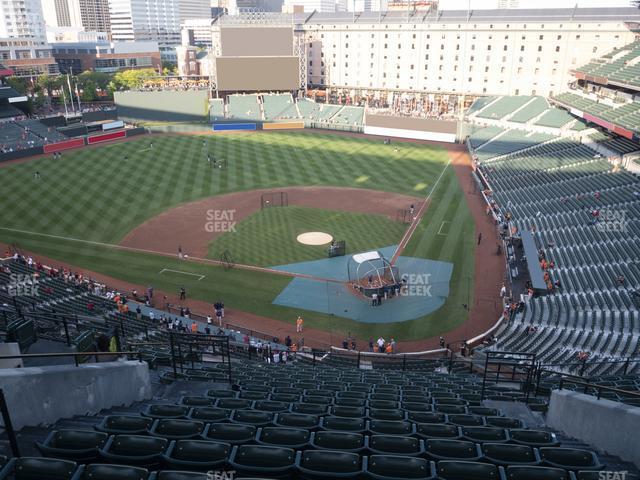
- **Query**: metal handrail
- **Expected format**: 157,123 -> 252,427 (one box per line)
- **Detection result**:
0,351 -> 142,367
557,376 -> 640,400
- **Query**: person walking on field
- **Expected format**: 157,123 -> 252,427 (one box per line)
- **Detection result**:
296,316 -> 304,333
179,286 -> 186,301
477,232 -> 482,245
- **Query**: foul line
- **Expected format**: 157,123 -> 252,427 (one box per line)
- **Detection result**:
390,158 -> 451,265
159,268 -> 205,281
0,226 -> 344,284
437,221 -> 451,236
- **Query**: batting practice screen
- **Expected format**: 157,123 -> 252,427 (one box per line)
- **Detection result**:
215,57 -> 299,91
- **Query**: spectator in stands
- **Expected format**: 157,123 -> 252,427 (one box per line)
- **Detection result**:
377,337 -> 385,353
351,338 -> 356,351
617,275 -> 625,286
368,338 -> 374,352
439,336 -> 445,348
207,314 -> 212,325
136,306 -> 142,320
342,338 -> 349,349
285,335 -> 292,348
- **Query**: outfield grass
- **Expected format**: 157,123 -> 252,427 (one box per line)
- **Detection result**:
208,206 -> 405,267
0,131 -> 474,342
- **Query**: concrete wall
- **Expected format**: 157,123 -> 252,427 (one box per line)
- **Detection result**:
547,389 -> 640,469
0,360 -> 152,430
0,344 -> 22,369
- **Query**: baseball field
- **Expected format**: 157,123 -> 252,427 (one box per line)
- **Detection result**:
0,131 -> 477,343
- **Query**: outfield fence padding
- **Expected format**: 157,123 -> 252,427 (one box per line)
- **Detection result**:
213,123 -> 257,132
43,138 -> 85,153
87,130 -> 126,144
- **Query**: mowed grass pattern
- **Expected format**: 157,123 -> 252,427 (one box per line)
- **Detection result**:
208,206 -> 405,267
0,132 -> 445,243
0,132 -> 475,341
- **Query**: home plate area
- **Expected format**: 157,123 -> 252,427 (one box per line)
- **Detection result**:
271,245 -> 453,323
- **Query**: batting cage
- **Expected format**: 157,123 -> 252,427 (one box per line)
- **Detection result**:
261,191 -> 289,209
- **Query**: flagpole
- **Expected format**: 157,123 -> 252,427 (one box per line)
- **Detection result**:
67,70 -> 75,113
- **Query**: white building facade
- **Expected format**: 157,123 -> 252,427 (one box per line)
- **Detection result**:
296,7 -> 639,97
0,0 -> 59,76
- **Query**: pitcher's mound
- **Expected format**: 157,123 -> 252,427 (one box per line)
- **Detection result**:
297,232 -> 333,246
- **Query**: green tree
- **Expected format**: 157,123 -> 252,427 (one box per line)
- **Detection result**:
108,68 -> 157,92
5,77 -> 29,95
80,80 -> 98,102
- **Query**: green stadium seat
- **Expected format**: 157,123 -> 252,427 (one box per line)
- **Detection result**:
95,415 -> 153,435
436,460 -> 501,480
206,389 -> 237,399
539,447 -> 603,471
303,395 -> 333,406
162,439 -> 230,470
368,408 -> 407,421
510,430 -> 559,447
229,409 -> 273,427
370,393 -> 399,401
291,403 -> 329,415
148,471 -> 209,480
402,402 -> 432,412
216,399 -> 253,410
368,435 -> 425,456
435,404 -> 468,414
368,420 -> 414,436
485,416 -> 524,429
274,387 -> 302,395
275,412 -> 321,429
187,407 -> 230,422
408,412 -> 447,424
368,400 -> 400,409
99,435 -> 168,467
366,455 -> 436,480
448,414 -> 485,426
482,443 -> 540,466
179,396 -> 215,407
271,393 -> 300,403
229,445 -> 297,478
320,416 -> 368,433
142,404 -> 189,419
461,426 -> 509,443
254,400 -> 290,412
256,427 -> 311,449
149,419 -> 205,439
36,429 -> 108,461
310,431 -> 367,452
330,405 -> 366,418
0,457 -> 77,480
424,439 -> 482,461
415,423 -> 461,439
468,407 -> 500,416
337,391 -> 367,399
297,450 -> 363,479
505,465 -> 571,480
74,464 -> 149,480
334,397 -> 366,407
239,391 -> 270,401
203,423 -> 257,445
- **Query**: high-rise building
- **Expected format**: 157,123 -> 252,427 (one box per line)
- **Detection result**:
108,0 -> 210,61
41,0 -> 110,33
0,0 -> 59,76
